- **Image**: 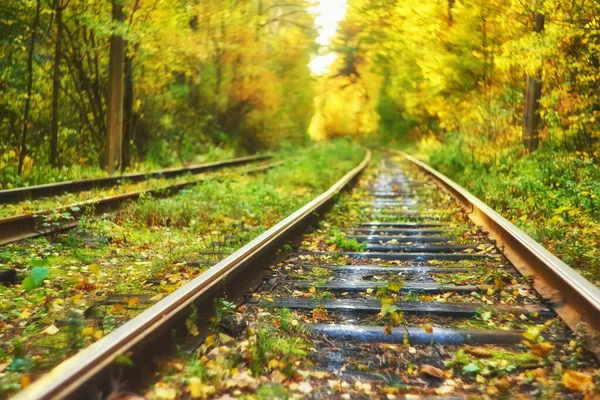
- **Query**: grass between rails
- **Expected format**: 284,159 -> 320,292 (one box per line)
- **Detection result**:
0,141 -> 364,397
411,137 -> 600,284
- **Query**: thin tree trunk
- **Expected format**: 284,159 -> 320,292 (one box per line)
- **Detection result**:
50,0 -> 64,166
18,0 -> 41,175
105,0 -> 125,172
122,47 -> 133,170
523,12 -> 545,152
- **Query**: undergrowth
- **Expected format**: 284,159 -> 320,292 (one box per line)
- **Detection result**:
414,133 -> 600,283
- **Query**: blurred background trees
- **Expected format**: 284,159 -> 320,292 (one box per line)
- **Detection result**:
0,0 -> 316,183
311,0 -> 599,161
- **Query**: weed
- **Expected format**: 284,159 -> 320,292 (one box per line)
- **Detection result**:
210,298 -> 236,335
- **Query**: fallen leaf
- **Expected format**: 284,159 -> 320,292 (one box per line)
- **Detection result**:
19,309 -> 32,319
495,377 -> 511,393
562,370 -> 594,393
153,387 -> 177,400
463,363 -> 480,374
384,324 -> 392,335
21,375 -> 32,388
81,327 -> 94,337
423,324 -> 433,334
149,294 -> 164,302
297,381 -> 313,394
271,370 -> 287,383
124,297 -> 139,307
186,319 -> 199,336
42,324 -> 59,335
188,377 -> 203,398
312,307 -> 329,321
464,346 -> 493,358
420,364 -> 445,379
435,385 -> 454,395
523,326 -> 541,342
88,264 -> 100,275
532,342 -> 555,357
72,293 -> 83,303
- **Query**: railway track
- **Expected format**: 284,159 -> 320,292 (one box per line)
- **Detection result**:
0,155 -> 270,203
13,149 -> 600,399
0,159 -> 282,246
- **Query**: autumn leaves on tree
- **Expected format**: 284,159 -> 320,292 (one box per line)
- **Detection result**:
0,0 -> 316,178
313,0 -> 599,157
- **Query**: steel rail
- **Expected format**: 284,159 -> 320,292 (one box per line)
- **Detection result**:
13,149 -> 371,400
0,161 -> 283,245
0,154 -> 270,203
388,148 -> 600,358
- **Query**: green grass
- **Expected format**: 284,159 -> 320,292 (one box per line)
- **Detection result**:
413,134 -> 600,284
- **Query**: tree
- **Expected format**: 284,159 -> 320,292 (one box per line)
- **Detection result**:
522,11 -> 544,152
50,0 -> 70,166
17,0 -> 41,175
105,0 -> 124,173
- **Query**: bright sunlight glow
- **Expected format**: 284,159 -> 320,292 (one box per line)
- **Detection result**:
308,0 -> 348,75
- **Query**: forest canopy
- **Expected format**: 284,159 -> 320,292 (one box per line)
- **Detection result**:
0,0 -> 316,186
312,0 -> 600,160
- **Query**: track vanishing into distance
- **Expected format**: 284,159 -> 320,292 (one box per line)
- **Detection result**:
14,149 -> 600,399
0,156 -> 279,246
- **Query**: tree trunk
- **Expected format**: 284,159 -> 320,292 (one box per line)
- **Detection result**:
122,46 -> 133,171
522,12 -> 545,152
105,0 -> 125,173
17,0 -> 41,175
50,0 -> 64,167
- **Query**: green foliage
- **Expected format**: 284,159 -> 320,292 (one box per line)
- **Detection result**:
0,0 -> 316,183
422,134 -> 600,281
21,265 -> 49,291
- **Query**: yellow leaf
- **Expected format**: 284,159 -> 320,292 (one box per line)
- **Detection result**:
42,324 -> 59,335
420,364 -> 445,379
562,370 -> 594,393
189,377 -> 203,398
88,264 -> 100,275
423,324 -> 433,334
387,280 -> 405,293
268,359 -> 280,370
384,324 -> 392,335
94,330 -> 104,340
19,309 -> 32,319
186,319 -> 199,336
124,297 -> 139,307
72,293 -> 83,303
21,375 -> 32,388
81,327 -> 94,337
523,326 -> 541,342
532,342 -> 554,357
